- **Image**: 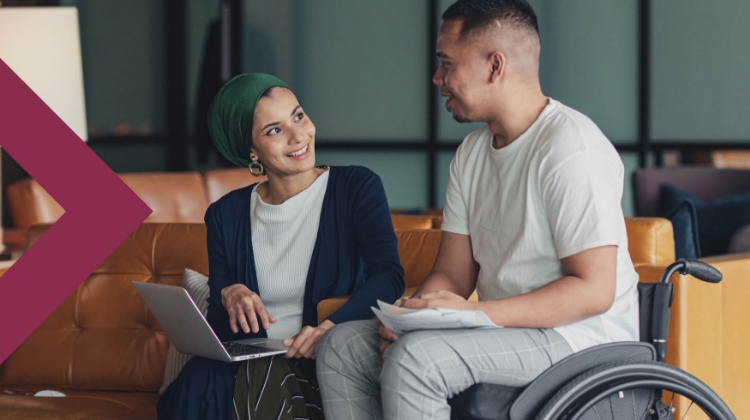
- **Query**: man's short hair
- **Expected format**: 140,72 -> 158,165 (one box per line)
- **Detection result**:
442,0 -> 539,39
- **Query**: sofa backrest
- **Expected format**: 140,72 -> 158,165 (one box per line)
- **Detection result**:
624,217 -> 675,265
6,170 -> 441,234
204,168 -> 265,203
6,177 -> 64,230
120,173 -> 209,223
391,215 -> 435,230
8,170 -> 445,230
7,171 -> 219,229
633,167 -> 750,217
395,218 -> 675,286
0,217 -> 674,391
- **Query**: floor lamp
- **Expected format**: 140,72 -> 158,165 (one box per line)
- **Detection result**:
0,6 -> 88,257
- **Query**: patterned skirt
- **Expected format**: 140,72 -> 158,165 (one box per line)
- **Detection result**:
233,356 -> 324,420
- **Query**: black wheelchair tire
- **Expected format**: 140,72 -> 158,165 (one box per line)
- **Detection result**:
569,379 -> 728,420
534,361 -> 735,420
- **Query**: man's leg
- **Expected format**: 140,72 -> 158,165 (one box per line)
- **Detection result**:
317,320 -> 383,420
380,327 -> 573,420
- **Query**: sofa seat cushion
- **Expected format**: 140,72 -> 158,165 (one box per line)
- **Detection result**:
0,388 -> 158,419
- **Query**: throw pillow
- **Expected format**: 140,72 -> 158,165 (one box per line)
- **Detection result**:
660,200 -> 701,259
660,184 -> 750,256
159,268 -> 210,394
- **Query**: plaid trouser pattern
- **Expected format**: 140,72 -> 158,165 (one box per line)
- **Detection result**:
316,320 -> 573,420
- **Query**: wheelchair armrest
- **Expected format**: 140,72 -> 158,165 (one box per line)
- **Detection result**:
509,342 -> 656,420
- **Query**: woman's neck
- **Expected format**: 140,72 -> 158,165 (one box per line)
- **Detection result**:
258,167 -> 326,205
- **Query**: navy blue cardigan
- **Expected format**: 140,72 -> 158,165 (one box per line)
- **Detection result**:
204,165 -> 405,341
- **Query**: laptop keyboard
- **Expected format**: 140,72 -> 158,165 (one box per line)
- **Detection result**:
223,341 -> 275,357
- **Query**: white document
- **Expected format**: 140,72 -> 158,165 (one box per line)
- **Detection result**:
371,300 -> 501,335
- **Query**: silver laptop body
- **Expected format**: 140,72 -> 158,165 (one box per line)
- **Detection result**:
133,281 -> 288,362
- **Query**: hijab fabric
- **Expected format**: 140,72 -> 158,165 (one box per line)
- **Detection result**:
208,73 -> 289,168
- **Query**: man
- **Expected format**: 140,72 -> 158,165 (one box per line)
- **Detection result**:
316,1 -> 639,419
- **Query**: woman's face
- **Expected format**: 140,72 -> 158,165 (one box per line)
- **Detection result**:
251,87 -> 316,177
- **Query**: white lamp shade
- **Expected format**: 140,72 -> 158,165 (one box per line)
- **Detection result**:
0,7 -> 88,141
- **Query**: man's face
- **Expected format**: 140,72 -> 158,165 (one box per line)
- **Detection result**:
433,19 -> 488,123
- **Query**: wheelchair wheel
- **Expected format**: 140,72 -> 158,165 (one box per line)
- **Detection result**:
535,361 -> 735,420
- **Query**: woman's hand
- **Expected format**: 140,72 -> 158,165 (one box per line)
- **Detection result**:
221,284 -> 276,334
282,320 -> 336,359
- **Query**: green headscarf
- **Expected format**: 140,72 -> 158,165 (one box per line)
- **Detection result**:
208,73 -> 290,168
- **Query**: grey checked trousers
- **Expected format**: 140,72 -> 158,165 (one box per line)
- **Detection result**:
316,320 -> 573,420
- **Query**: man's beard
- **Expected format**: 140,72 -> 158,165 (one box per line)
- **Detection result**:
452,113 -> 471,123
448,102 -> 472,123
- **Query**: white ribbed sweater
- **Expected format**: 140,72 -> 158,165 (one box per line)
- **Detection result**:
250,170 -> 329,340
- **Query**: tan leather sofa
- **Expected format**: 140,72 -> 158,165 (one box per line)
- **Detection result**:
0,218 -> 746,419
4,169 -> 262,246
4,170 -> 441,247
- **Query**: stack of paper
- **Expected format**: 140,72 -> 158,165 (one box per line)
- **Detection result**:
371,300 -> 501,335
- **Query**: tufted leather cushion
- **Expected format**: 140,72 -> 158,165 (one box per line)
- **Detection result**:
0,224 -> 209,392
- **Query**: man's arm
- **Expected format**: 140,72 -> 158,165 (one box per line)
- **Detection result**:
479,245 -> 617,328
406,244 -> 618,329
377,231 -> 478,365
410,231 -> 479,300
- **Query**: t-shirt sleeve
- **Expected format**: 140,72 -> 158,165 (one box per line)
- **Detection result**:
441,155 -> 470,235
541,150 -> 624,259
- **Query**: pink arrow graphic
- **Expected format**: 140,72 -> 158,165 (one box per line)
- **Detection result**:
0,59 -> 152,364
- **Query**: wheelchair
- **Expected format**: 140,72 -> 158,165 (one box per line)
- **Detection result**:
448,259 -> 736,420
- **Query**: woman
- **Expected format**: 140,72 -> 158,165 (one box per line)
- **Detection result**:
157,73 -> 405,419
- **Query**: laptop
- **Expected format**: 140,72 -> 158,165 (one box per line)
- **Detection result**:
132,281 -> 288,362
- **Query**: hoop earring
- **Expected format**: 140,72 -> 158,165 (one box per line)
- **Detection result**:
248,155 -> 265,176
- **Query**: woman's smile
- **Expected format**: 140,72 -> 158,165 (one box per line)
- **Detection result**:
286,144 -> 310,160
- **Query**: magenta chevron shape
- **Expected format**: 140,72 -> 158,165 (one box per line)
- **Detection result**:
0,59 -> 152,364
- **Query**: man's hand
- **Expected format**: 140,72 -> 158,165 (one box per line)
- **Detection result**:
221,284 -> 276,334
282,320 -> 336,359
376,324 -> 399,366
401,290 -> 476,311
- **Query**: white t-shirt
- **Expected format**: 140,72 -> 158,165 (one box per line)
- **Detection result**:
442,98 -> 639,352
251,170 -> 329,340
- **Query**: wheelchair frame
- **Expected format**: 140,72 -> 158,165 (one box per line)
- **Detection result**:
449,259 -> 735,420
